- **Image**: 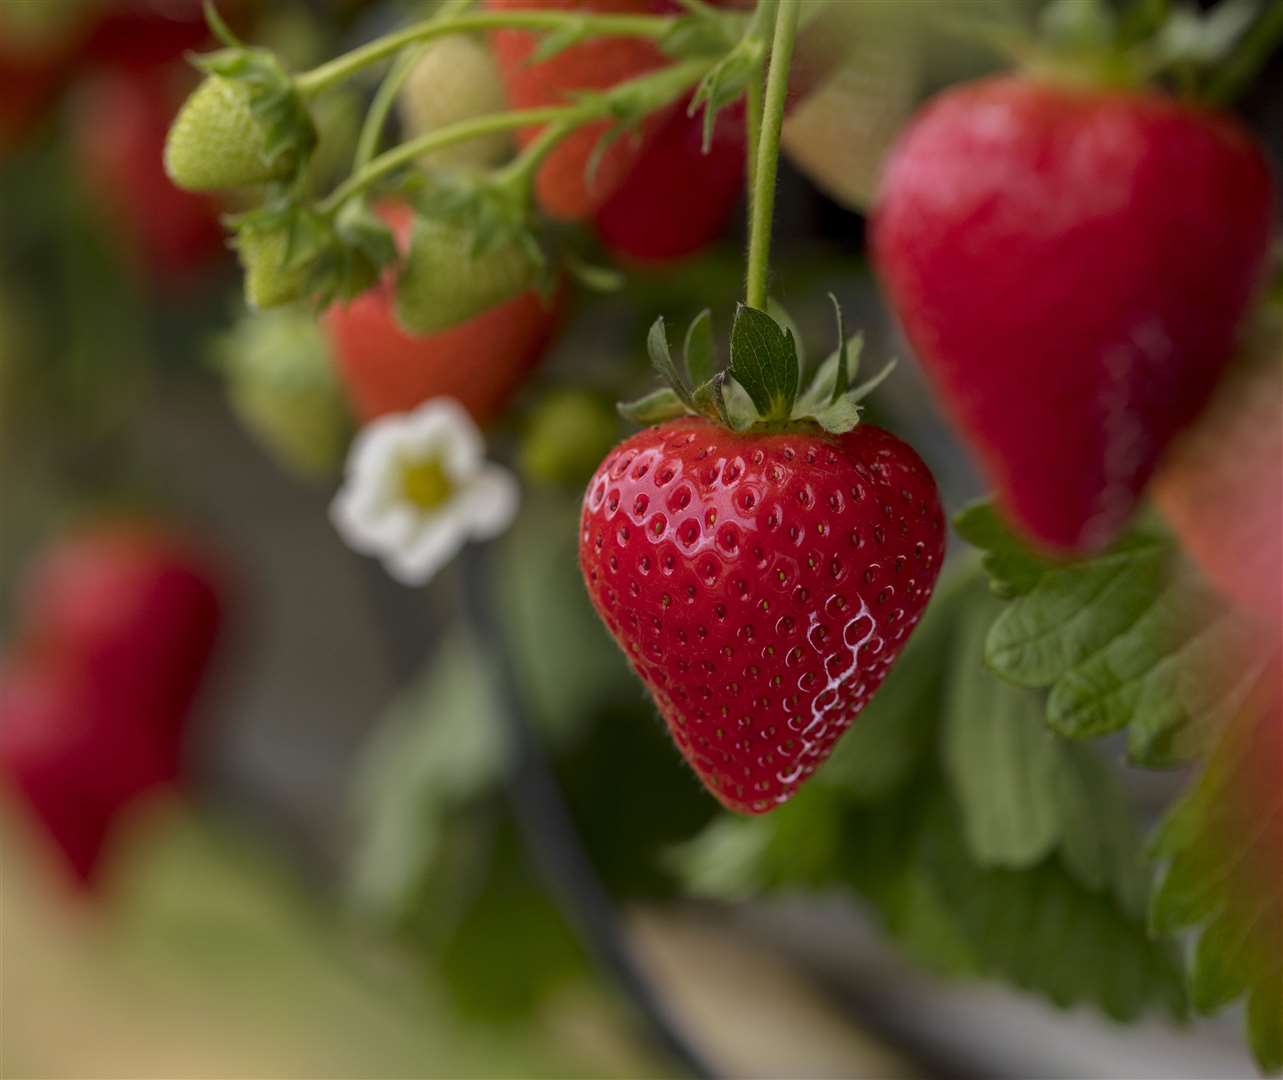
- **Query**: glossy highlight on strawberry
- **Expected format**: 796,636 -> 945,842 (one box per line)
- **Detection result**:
579,418 -> 945,813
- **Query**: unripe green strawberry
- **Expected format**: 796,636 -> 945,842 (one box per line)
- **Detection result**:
394,217 -> 539,335
398,34 -> 512,171
218,308 -> 351,477
521,389 -> 619,487
164,75 -> 301,191
236,224 -> 309,309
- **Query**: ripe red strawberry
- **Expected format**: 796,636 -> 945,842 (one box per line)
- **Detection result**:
0,523 -> 222,887
324,204 -> 559,423
873,76 -> 1275,554
594,95 -> 746,264
488,0 -> 673,221
70,66 -> 226,280
580,419 -> 944,813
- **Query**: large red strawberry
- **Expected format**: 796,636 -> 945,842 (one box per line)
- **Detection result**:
594,95 -> 746,264
70,66 -> 226,280
488,0 -> 673,221
324,204 -> 560,424
0,523 -> 222,887
579,306 -> 945,812
873,76 -> 1275,555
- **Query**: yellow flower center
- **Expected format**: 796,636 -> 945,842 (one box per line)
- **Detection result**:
399,455 -> 454,511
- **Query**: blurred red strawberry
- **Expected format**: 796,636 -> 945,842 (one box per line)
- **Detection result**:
0,524 -> 223,888
324,204 -> 561,424
488,0 -> 674,221
69,65 -> 227,280
76,0 -> 212,74
594,95 -> 745,264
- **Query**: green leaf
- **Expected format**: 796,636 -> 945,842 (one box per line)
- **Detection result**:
920,798 -> 1187,1022
944,594 -> 1065,868
683,308 -> 716,387
959,498 -> 1262,766
618,387 -> 688,424
953,499 -> 1059,599
728,304 -> 799,421
1150,695 -> 1283,1073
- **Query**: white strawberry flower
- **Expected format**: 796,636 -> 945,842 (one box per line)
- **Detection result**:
330,398 -> 518,585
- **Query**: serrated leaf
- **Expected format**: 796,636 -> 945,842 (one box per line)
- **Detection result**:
953,500 -> 1058,599
683,308 -> 716,387
728,304 -> 799,421
1149,692 -> 1283,1073
961,497 -> 1259,767
922,800 -> 1187,1022
618,387 -> 688,424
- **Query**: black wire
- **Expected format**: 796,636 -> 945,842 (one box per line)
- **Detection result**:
457,543 -> 719,1080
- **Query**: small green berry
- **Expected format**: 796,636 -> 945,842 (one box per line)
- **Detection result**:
165,75 -> 301,191
520,389 -> 620,487
398,35 -> 512,172
219,308 -> 350,477
237,225 -> 310,309
394,217 -> 539,335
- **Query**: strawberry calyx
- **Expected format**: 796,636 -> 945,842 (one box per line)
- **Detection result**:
229,195 -> 397,310
620,297 -> 895,437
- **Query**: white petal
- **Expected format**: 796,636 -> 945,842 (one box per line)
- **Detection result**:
460,466 -> 520,539
385,517 -> 465,585
330,480 -> 419,554
346,415 -> 410,479
405,399 -> 483,477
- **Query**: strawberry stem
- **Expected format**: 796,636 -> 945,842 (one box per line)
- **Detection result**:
293,9 -> 680,98
351,0 -> 475,172
744,0 -> 799,312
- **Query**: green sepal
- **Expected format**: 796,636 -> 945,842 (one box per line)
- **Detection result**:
787,298 -> 894,435
728,303 -> 799,421
683,308 -> 715,387
688,42 -> 761,151
618,387 -> 689,424
190,47 -> 316,183
562,252 -> 624,293
658,5 -> 747,62
646,316 -> 696,410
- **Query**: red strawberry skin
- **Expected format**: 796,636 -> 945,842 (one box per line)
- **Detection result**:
594,95 -> 746,264
323,204 -> 559,424
0,524 -> 222,887
488,0 -> 672,221
70,67 -> 226,280
579,418 -> 945,813
873,77 -> 1275,554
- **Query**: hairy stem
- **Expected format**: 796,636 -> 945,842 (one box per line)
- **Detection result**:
320,107 -> 572,213
744,0 -> 798,312
295,9 -> 676,97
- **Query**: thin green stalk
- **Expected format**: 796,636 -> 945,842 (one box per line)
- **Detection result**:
1205,0 -> 1283,106
320,106 -> 574,213
744,0 -> 799,312
743,60 -> 764,197
295,9 -> 676,97
494,54 -> 716,200
352,0 -> 476,170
